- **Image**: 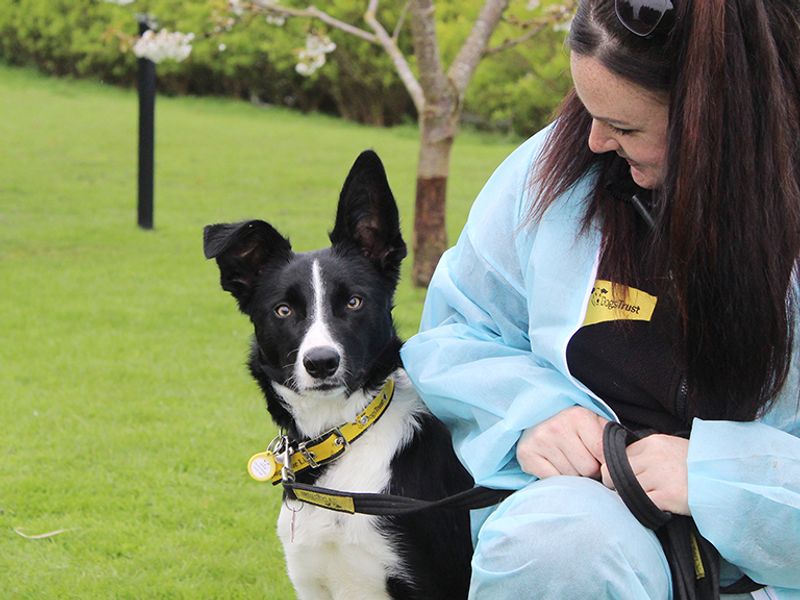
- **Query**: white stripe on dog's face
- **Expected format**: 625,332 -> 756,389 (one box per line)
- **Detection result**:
294,260 -> 343,389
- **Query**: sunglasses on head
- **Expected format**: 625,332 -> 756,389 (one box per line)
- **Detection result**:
615,0 -> 675,37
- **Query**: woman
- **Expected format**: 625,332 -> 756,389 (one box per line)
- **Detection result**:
401,0 -> 800,597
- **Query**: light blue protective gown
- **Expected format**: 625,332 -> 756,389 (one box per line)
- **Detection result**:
400,126 -> 800,599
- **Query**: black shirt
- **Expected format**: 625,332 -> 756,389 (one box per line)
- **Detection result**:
566,179 -> 690,433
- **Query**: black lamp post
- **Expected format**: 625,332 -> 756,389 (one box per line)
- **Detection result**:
136,14 -> 156,230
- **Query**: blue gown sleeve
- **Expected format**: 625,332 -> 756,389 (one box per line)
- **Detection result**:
687,316 -> 800,590
401,129 -> 605,489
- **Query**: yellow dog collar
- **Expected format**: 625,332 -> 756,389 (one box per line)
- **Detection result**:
247,379 -> 395,484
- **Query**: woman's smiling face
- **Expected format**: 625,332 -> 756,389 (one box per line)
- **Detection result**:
570,53 -> 669,190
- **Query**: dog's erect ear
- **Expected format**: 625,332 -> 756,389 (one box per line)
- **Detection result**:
203,220 -> 292,309
329,150 -> 407,277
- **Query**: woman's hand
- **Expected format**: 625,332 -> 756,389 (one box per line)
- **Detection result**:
518,407 -> 691,515
517,406 -> 608,479
600,434 -> 691,516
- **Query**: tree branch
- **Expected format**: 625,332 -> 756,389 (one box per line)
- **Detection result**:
448,0 -> 509,94
392,1 -> 410,42
253,0 -> 424,113
364,0 -> 425,113
251,0 -> 378,44
485,1 -> 576,55
483,20 -> 548,55
408,0 -> 447,99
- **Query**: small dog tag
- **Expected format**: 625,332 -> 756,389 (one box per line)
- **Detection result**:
248,451 -> 277,482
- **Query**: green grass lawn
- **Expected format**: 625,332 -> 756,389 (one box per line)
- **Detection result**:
0,64 -> 519,598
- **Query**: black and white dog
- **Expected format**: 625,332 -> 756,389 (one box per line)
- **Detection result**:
204,151 -> 474,599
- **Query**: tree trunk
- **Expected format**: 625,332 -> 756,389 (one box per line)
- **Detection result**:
406,0 -> 505,287
412,109 -> 458,287
413,162 -> 448,287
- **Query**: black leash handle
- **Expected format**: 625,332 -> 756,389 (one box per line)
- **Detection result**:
603,422 -> 672,530
602,421 -> 763,600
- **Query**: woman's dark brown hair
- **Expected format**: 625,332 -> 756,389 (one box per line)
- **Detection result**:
532,0 -> 800,420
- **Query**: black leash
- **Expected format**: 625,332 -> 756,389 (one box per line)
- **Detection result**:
282,480 -> 512,515
268,377 -> 512,517
603,421 -> 763,600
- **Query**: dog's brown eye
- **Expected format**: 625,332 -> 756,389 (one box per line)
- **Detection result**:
274,304 -> 293,318
346,296 -> 363,310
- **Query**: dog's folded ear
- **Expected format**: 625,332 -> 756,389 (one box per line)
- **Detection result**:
329,150 -> 407,280
203,220 -> 292,310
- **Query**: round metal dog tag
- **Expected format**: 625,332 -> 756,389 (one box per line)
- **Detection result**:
248,451 -> 277,482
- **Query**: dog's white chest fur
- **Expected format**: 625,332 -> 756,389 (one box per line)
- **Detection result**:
275,373 -> 424,600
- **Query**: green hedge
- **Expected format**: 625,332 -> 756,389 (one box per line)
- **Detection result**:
0,0 -> 571,135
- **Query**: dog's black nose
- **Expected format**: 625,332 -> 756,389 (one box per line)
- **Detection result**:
303,347 -> 340,379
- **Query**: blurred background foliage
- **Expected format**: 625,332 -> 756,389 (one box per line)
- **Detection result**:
0,0 -> 572,136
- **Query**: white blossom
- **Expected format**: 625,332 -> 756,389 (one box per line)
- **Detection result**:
104,0 -> 135,5
133,29 -> 195,64
266,14 -> 286,26
229,0 -> 245,16
526,0 -> 541,9
295,33 -> 336,77
295,54 -> 325,76
306,33 -> 336,55
553,18 -> 573,32
218,43 -> 227,52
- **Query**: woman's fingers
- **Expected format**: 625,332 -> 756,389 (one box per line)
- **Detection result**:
577,410 -> 608,464
599,434 -> 691,515
519,455 -> 563,479
600,462 -> 614,489
517,406 -> 610,479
